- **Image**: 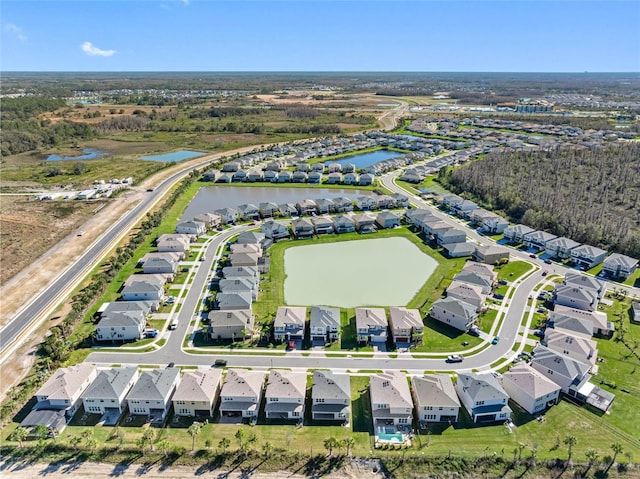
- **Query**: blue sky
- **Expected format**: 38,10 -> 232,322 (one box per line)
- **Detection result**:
1,1 -> 639,72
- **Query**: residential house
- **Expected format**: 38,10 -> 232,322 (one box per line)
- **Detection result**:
332,215 -> 356,234
542,329 -> 598,365
314,198 -> 336,214
375,195 -> 395,210
429,297 -> 477,332
342,163 -> 356,173
523,231 -> 558,251
389,307 -> 423,344
569,244 -> 608,270
452,199 -> 478,218
480,214 -> 509,234
530,345 -> 592,396
222,265 -> 259,282
237,203 -> 260,221
545,237 -> 581,260
81,367 -> 139,416
274,306 -> 307,341
259,202 -> 279,218
96,310 -> 146,341
310,306 -> 340,343
547,312 -> 594,338
436,227 -> 467,246
453,271 -> 493,295
463,262 -> 497,282
359,173 -> 375,186
390,193 -> 409,208
602,253 -> 639,280
233,169 -> 248,183
221,161 -> 240,172
292,171 -> 308,183
446,281 -> 485,311
353,213 -> 376,233
217,173 -> 233,183
291,217 -> 315,239
312,215 -> 335,235
229,252 -> 260,267
121,278 -> 164,302
296,199 -> 317,216
264,370 -> 307,421
411,374 -> 461,425
215,291 -> 252,311
247,169 -> 263,182
230,242 -> 262,256
34,364 -> 97,418
631,302 -> 640,324
327,162 -> 342,173
473,244 -> 510,265
219,278 -> 258,301
214,208 -> 240,225
375,211 -> 401,229
126,368 -> 180,420
343,172 -> 359,185
327,172 -> 342,184
355,308 -> 388,344
208,309 -> 254,340
172,369 -> 223,417
333,197 -> 354,212
369,371 -> 413,428
277,171 -> 292,183
500,363 -> 561,415
455,373 -> 512,424
311,371 -> 350,421
553,304 -> 614,337
236,231 -> 265,245
140,254 -> 179,275
355,195 -> 377,211
261,220 -> 290,241
311,162 -> 325,172
98,300 -> 157,317
554,284 -> 599,311
308,171 -> 323,184
176,220 -> 206,236
203,169 -> 220,181
278,203 -> 298,217
564,272 -> 605,298
263,170 -> 278,183
193,213 -> 222,230
219,369 -> 265,420
443,242 -> 476,258
156,234 -> 191,253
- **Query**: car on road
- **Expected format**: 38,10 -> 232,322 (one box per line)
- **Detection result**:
447,354 -> 463,363
213,359 -> 227,367
544,259 -> 553,264
167,362 -> 175,368
200,255 -> 206,261
529,253 -> 537,258
542,270 -> 549,276
491,336 -> 500,345
77,230 -> 85,236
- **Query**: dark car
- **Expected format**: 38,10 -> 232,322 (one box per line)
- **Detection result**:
287,340 -> 296,351
529,253 -> 537,258
491,336 -> 500,345
544,259 -> 553,264
493,293 -> 505,300
167,362 -> 175,368
213,359 -> 228,367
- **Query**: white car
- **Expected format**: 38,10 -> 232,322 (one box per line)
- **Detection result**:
447,354 -> 464,363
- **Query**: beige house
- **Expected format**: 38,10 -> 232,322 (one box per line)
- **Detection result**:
311,371 -> 350,422
542,329 -> 598,365
370,371 -> 413,428
219,369 -> 265,419
500,363 -> 561,415
355,308 -> 388,344
446,280 -> 485,311
388,307 -> 423,344
274,306 -> 306,341
35,363 -> 97,418
172,369 -> 223,417
208,309 -> 254,340
156,233 -> 191,253
264,370 -> 307,421
411,374 -> 461,425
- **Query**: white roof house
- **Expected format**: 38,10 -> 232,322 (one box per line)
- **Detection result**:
219,369 -> 265,419
172,369 -> 223,417
369,371 -> 414,427
264,370 -> 307,420
411,374 -> 461,424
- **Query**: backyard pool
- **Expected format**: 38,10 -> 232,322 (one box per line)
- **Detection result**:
284,237 -> 437,308
376,427 -> 404,443
141,150 -> 206,162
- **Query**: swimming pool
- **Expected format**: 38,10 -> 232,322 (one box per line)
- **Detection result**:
376,426 -> 403,443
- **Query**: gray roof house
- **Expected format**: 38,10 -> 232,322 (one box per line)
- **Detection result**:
141,255 -> 179,275
310,306 -> 340,343
455,373 -> 511,424
236,231 -> 266,245
176,220 -> 206,236
126,368 -> 181,420
312,370 -> 350,422
443,241 -> 477,258
82,367 -> 139,418
96,310 -> 146,342
500,363 -> 561,415
333,197 -> 354,212
369,371 -> 414,428
219,278 -> 258,300
530,345 -> 591,396
208,309 -> 254,340
355,308 -> 388,344
523,230 -> 558,251
389,307 -> 423,344
602,253 -> 639,280
429,297 -> 477,332
473,244 -> 510,265
553,304 -> 614,337
353,213 -> 376,234
355,195 -> 377,211
35,364 -> 98,419
312,215 -> 335,235
296,199 -> 318,216
569,244 -> 607,269
545,236 -> 581,260
453,271 -> 494,295
375,211 -> 401,229
229,252 -> 260,267
308,171 -> 323,184
411,374 -> 461,425
314,198 -> 336,214
554,284 -> 599,312
343,172 -> 359,185
222,265 -> 259,281
264,370 -> 307,421
278,202 -> 298,217
359,173 -> 375,186
564,272 -> 605,298
215,291 -> 252,311
219,369 -> 265,420
261,219 -> 291,240
274,306 -> 307,341
446,280 -> 485,311
213,207 -> 239,224
332,214 -> 356,234
172,369 -> 223,417
327,172 -> 343,184
542,328 -> 598,365
547,312 -> 594,338
292,170 -> 308,183
121,278 -> 164,302
436,226 -> 467,246
292,217 -> 314,239
259,202 -> 279,218
237,203 -> 260,220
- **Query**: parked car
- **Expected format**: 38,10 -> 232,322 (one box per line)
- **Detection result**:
213,359 -> 228,367
544,259 -> 553,264
167,362 -> 175,368
491,336 -> 500,345
468,327 -> 480,337
77,230 -> 85,236
529,253 -> 537,258
498,279 -> 509,285
447,354 -> 464,363
493,293 -> 505,300
532,329 -> 545,337
287,340 -> 296,351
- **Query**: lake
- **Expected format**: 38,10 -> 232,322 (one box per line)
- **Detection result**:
46,148 -> 106,161
330,150 -> 403,169
141,150 -> 207,162
283,237 -> 437,308
180,186 -> 373,221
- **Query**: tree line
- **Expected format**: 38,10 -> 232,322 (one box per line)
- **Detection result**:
439,143 -> 640,258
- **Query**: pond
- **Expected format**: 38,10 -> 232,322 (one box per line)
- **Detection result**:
180,186 -> 373,221
141,150 -> 207,162
283,237 -> 437,308
46,148 -> 107,161
329,150 -> 403,169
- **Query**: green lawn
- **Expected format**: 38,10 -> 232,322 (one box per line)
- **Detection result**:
478,308 -> 499,334
495,260 -> 534,282
418,316 -> 482,353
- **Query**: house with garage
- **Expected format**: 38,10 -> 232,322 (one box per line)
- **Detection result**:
219,369 -> 265,420
34,363 -> 97,419
389,307 -> 423,344
229,252 -> 260,267
82,367 -> 139,417
230,242 -> 262,256
213,208 -> 240,225
176,220 -> 206,236
353,213 -> 376,233
355,195 -> 377,211
411,374 -> 461,425
261,220 -> 290,240
247,169 -> 263,182
375,195 -> 395,210
193,213 -> 222,230
473,244 -> 510,265
500,363 -> 561,415
564,272 -> 605,298
530,345 -> 592,396
126,368 -> 180,421
314,198 -> 336,214
343,172 -> 359,185
326,172 -> 342,184
569,244 -> 608,270
443,241 -> 477,258
140,255 -> 179,275
264,370 -> 307,421
274,306 -> 307,342
203,169 -> 220,181
375,211 -> 401,229
172,369 -> 223,417
277,171 -> 292,183
547,312 -> 594,338
291,217 -> 315,239
359,173 -> 375,186
332,214 -> 356,234
237,203 -> 260,221
436,226 -> 467,246
96,310 -> 146,342
503,224 -> 535,244
215,291 -> 252,311
236,231 -> 266,245
603,253 -> 639,280
455,373 -> 511,424
311,370 -> 350,422
121,277 -> 165,302
480,214 -> 510,234
554,284 -> 599,311
429,297 -> 477,332
370,371 -> 414,428
446,281 -> 485,311
553,304 -> 614,337
259,202 -> 279,218
221,161 -> 241,172
263,170 -> 277,183
453,271 -> 494,295
307,171 -> 323,184
208,309 -> 254,340
542,329 -> 598,365
545,236 -> 581,260
156,234 -> 192,253
390,193 -> 408,208
295,199 -> 317,216
523,230 -> 558,251
310,306 -> 340,343
223,265 -> 259,282
219,278 -> 258,301
312,215 -> 335,235
292,170 -> 308,183
355,308 -> 388,344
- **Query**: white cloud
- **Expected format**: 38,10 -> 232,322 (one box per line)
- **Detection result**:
81,41 -> 116,57
3,23 -> 27,42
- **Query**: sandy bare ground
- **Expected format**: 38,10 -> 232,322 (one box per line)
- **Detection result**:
0,459 -> 385,479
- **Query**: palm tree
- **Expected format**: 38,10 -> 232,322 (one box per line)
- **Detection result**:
605,443 -> 623,475
142,428 -> 156,452
585,448 -> 599,475
69,435 -> 82,450
235,428 -> 246,454
324,437 -> 338,457
157,439 -> 170,458
187,423 -> 202,452
86,437 -> 98,453
343,437 -> 355,457
563,435 -> 577,464
33,424 -> 50,440
218,437 -> 230,454
9,427 -> 29,448
262,441 -> 273,459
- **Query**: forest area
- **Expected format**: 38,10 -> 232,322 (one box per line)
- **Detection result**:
439,143 -> 640,258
